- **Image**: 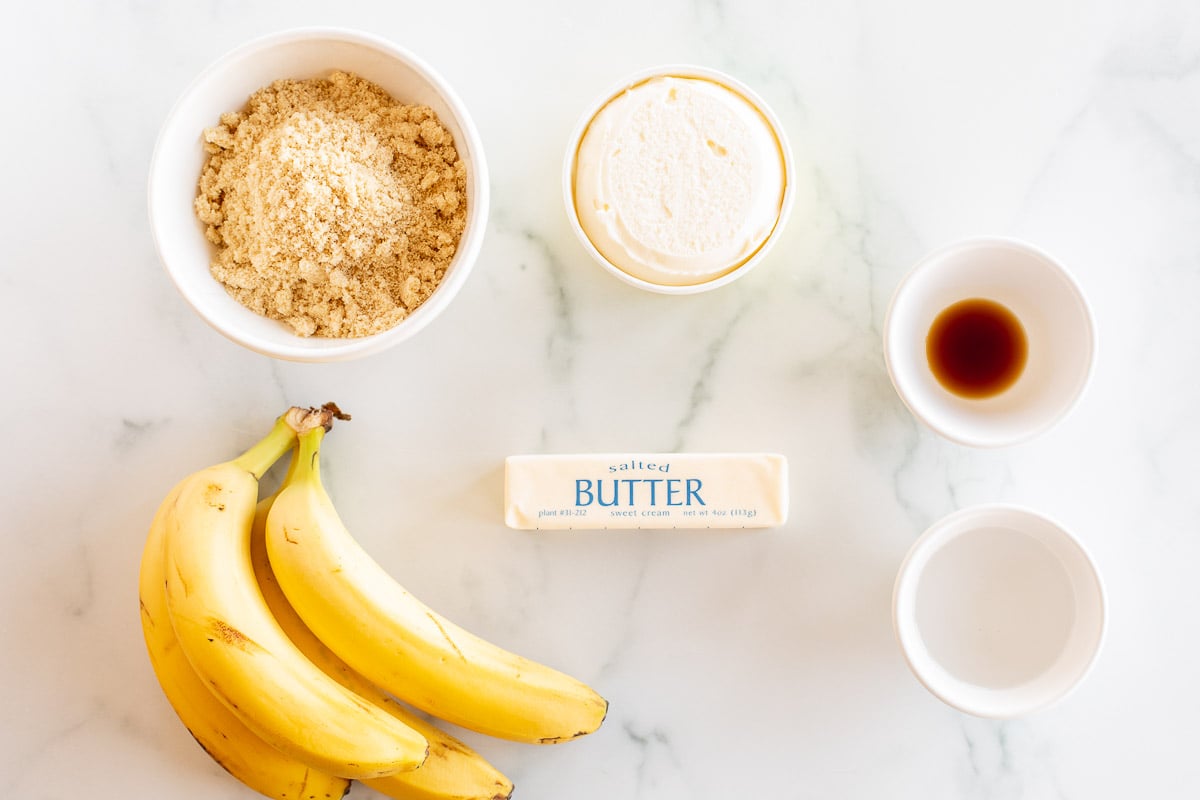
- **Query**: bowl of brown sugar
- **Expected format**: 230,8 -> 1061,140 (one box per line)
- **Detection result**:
149,28 -> 489,361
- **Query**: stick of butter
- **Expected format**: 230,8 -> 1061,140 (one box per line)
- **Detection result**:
504,454 -> 788,530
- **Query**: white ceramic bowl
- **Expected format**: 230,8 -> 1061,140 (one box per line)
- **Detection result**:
148,28 -> 489,362
884,237 -> 1095,447
893,505 -> 1105,719
562,65 -> 794,295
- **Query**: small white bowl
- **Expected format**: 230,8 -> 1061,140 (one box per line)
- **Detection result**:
884,237 -> 1095,447
561,65 -> 795,295
148,28 -> 489,362
893,505 -> 1105,719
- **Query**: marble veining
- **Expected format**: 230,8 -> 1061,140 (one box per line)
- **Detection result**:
669,300 -> 751,451
4,0 -> 1200,798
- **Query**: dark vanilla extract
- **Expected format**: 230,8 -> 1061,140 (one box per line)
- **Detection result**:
926,299 -> 1027,399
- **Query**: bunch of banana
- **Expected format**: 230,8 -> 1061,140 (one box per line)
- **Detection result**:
138,405 -> 607,799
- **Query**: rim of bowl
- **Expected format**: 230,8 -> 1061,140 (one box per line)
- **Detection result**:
882,235 -> 1097,447
147,27 -> 490,362
891,503 -> 1107,719
560,64 -> 795,295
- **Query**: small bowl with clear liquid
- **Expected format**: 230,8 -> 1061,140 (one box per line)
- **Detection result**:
893,505 -> 1105,718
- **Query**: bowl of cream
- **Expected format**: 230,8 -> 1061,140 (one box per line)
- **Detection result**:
563,65 -> 793,293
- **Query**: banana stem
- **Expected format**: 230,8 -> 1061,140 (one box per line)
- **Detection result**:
296,426 -> 325,485
232,417 -> 300,479
230,403 -> 346,481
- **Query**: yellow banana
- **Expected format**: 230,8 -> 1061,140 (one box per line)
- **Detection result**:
266,427 -> 608,744
162,411 -> 429,779
250,468 -> 514,800
139,480 -> 350,800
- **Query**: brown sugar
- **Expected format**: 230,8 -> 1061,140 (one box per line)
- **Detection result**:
194,71 -> 467,338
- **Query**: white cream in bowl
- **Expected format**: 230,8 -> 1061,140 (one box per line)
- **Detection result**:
565,67 -> 792,294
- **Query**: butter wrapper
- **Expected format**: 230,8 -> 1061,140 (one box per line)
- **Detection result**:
504,453 -> 788,530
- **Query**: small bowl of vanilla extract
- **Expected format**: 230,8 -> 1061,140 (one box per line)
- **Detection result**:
884,237 -> 1096,447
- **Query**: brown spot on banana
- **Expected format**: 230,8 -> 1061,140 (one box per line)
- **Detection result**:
426,612 -> 467,661
440,738 -> 468,756
208,618 -> 261,653
538,730 -> 592,744
187,730 -> 238,779
173,564 -> 191,597
204,483 -> 226,511
349,695 -> 377,715
283,528 -> 299,545
207,678 -> 241,711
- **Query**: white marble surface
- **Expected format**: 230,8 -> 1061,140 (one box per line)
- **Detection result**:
3,1 -> 1199,797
